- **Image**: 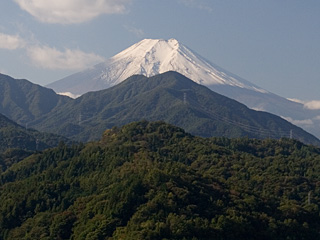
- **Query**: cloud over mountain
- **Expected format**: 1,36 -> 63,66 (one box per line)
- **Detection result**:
0,30 -> 104,70
14,0 -> 131,24
304,100 -> 320,110
288,98 -> 320,110
27,45 -> 105,70
0,33 -> 26,50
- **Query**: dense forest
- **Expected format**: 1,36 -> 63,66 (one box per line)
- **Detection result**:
1,121 -> 320,239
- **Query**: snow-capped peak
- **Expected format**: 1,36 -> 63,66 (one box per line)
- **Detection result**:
48,38 -> 267,95
99,38 -> 267,92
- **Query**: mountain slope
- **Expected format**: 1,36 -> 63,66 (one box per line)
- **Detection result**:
0,73 -> 72,126
36,72 -> 320,145
47,38 -> 320,138
1,121 -> 320,239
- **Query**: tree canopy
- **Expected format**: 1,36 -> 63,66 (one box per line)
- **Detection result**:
0,121 -> 319,239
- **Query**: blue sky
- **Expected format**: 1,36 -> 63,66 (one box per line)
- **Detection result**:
0,0 -> 319,103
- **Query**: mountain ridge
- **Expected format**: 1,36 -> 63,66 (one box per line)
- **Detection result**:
36,72 -> 320,145
1,71 -> 318,145
0,73 -> 71,126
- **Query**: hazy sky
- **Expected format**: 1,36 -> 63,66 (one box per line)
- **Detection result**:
0,0 -> 319,102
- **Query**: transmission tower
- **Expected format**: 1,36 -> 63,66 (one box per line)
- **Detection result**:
36,139 -> 39,151
79,113 -> 82,125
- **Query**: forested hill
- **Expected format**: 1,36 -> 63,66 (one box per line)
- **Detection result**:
30,71 -> 320,145
0,113 -> 71,172
0,73 -> 71,125
1,72 -> 319,145
1,121 -> 320,239
0,113 -> 70,152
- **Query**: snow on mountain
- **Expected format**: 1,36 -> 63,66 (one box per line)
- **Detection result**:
47,38 -> 267,95
106,39 -> 267,91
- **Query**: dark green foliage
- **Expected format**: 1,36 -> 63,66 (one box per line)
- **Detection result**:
0,121 -> 319,239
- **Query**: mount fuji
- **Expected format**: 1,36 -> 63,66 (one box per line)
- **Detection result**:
47,39 -> 267,96
47,38 -> 320,138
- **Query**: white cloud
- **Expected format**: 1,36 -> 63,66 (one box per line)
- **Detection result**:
178,0 -> 213,12
287,98 -> 320,110
27,45 -> 105,70
287,98 -> 304,104
14,0 -> 131,24
251,106 -> 265,111
0,33 -> 26,50
0,31 -> 105,70
57,92 -> 81,99
282,116 -> 314,126
304,100 -> 320,110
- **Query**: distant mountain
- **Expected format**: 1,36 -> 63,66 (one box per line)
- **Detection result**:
0,73 -> 71,126
36,72 -> 320,145
1,121 -> 320,239
47,38 -> 320,138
